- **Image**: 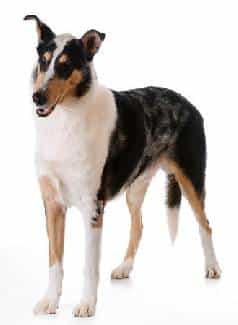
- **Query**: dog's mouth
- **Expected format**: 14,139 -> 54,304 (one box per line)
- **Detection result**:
36,96 -> 61,118
36,104 -> 56,117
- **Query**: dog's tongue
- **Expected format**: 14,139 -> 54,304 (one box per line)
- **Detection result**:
36,105 -> 54,117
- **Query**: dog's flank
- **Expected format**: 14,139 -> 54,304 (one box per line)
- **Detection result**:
98,87 -> 191,201
25,15 -> 221,318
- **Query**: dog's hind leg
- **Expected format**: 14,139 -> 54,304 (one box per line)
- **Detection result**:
111,168 -> 156,279
166,159 -> 221,279
34,176 -> 66,315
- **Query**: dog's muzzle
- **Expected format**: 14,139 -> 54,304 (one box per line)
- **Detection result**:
33,91 -> 58,117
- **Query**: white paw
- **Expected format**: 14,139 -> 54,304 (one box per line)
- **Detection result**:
111,259 -> 133,279
73,299 -> 96,318
205,263 -> 222,279
34,296 -> 59,315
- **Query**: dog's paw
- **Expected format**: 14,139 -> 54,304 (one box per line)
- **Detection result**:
34,296 -> 59,315
73,299 -> 96,318
205,263 -> 222,279
111,259 -> 133,279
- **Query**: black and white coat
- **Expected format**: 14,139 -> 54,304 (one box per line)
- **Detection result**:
25,15 -> 221,318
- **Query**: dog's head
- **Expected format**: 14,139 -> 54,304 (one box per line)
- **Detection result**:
24,15 -> 105,117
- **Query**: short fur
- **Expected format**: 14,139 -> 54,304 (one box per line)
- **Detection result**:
25,15 -> 221,318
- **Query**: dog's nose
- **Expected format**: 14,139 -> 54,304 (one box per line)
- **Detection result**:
32,91 -> 47,106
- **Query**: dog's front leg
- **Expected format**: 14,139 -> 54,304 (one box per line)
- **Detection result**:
73,200 -> 104,318
34,176 -> 66,315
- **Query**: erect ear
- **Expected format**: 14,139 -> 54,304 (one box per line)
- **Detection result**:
81,29 -> 106,61
24,15 -> 55,43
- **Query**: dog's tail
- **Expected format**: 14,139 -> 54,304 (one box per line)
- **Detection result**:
166,174 -> 182,243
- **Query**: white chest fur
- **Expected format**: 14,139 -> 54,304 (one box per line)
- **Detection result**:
35,85 -> 116,208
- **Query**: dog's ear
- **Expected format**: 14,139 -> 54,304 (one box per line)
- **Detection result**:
81,30 -> 106,61
24,15 -> 55,43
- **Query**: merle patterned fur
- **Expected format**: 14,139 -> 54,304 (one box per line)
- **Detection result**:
98,87 -> 206,203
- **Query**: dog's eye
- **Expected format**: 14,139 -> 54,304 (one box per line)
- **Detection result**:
39,52 -> 52,67
41,56 -> 47,65
39,55 -> 50,72
40,56 -> 48,66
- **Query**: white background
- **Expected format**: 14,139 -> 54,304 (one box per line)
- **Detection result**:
0,0 -> 237,324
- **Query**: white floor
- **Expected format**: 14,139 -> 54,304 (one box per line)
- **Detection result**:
1,168 -> 237,325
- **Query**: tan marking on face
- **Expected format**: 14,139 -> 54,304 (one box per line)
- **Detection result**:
67,69 -> 83,87
39,176 -> 66,266
46,69 -> 83,105
33,63 -> 83,108
58,54 -> 68,63
163,159 -> 211,234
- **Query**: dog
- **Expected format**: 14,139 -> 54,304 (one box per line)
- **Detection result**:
24,15 -> 221,317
